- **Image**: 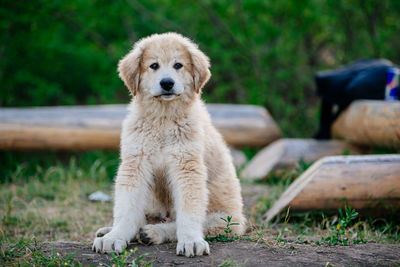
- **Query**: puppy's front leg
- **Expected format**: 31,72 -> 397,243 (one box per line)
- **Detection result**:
169,156 -> 210,257
93,160 -> 149,254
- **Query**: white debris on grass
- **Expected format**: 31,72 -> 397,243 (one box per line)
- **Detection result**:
88,191 -> 111,202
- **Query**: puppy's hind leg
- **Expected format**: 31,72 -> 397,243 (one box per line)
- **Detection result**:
204,212 -> 246,238
138,222 -> 177,245
137,212 -> 246,246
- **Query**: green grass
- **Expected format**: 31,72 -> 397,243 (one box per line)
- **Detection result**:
0,238 -> 154,267
0,151 -> 118,242
0,151 -> 119,184
0,238 -> 81,266
247,205 -> 400,247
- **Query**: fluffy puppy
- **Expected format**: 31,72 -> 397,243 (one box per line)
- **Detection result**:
92,32 -> 245,257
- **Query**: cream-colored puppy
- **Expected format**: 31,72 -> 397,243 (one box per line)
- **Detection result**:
92,32 -> 245,257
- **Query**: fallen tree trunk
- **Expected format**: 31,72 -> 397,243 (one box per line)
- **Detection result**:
0,104 -> 281,150
241,138 -> 361,181
263,154 -> 400,223
332,100 -> 400,149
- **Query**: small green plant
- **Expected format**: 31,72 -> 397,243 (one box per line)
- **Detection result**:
222,216 -> 240,236
206,216 -> 241,242
275,207 -> 291,243
101,247 -> 153,267
318,206 -> 366,246
219,256 -> 247,267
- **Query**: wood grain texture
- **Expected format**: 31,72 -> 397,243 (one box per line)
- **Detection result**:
0,104 -> 281,150
241,138 -> 360,181
332,100 -> 400,148
263,154 -> 400,223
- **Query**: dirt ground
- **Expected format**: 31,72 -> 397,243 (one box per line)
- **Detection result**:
42,241 -> 400,266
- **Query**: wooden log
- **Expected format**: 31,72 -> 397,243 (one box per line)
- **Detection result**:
263,154 -> 400,223
206,104 -> 281,147
240,138 -> 360,181
0,104 -> 281,150
332,100 -> 400,148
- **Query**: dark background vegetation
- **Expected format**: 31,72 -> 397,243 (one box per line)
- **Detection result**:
1,0 -> 400,137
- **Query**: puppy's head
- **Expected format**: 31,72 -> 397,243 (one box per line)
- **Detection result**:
118,33 -> 211,101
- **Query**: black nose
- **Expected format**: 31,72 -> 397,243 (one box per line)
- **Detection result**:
160,78 -> 174,91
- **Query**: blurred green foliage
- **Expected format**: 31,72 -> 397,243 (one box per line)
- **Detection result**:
1,0 -> 399,136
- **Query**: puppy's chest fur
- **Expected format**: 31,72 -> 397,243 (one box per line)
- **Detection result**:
126,114 -> 202,218
129,115 -> 200,155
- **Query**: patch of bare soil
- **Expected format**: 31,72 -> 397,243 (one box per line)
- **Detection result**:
42,241 -> 400,266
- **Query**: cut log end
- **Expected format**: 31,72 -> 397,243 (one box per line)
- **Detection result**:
241,138 -> 361,181
332,100 -> 400,149
263,154 -> 400,224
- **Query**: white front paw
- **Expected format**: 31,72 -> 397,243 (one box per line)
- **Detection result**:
92,232 -> 127,254
176,238 -> 210,257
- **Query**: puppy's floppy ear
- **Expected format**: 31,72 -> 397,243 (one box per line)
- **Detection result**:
118,47 -> 143,96
189,47 -> 211,94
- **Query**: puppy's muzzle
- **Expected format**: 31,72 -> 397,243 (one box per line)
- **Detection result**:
160,78 -> 175,92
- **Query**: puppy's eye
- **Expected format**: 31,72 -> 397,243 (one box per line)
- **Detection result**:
173,63 -> 183,70
150,63 -> 159,70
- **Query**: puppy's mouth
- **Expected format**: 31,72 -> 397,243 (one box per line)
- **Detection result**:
156,93 -> 180,100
